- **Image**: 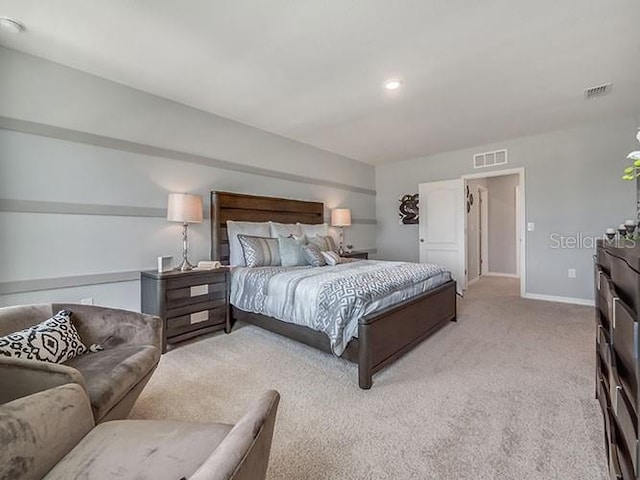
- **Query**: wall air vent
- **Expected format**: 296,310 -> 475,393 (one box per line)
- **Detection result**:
473,149 -> 507,169
584,83 -> 612,100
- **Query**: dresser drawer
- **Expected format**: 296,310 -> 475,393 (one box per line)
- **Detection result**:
599,326 -> 613,374
613,298 -> 639,409
610,365 -> 638,472
601,274 -> 619,325
610,252 -> 640,318
166,281 -> 227,308
598,247 -> 612,276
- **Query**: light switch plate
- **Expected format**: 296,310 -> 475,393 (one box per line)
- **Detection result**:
527,222 -> 535,231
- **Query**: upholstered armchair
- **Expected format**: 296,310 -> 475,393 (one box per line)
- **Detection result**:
0,303 -> 162,422
0,384 -> 280,480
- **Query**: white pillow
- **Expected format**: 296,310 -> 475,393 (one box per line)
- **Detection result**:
321,251 -> 343,266
298,222 -> 329,237
227,221 -> 271,266
269,222 -> 302,238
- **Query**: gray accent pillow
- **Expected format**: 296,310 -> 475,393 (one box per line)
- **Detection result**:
278,235 -> 308,267
227,221 -> 271,266
302,243 -> 327,267
308,234 -> 337,252
0,310 -> 87,363
238,235 -> 281,267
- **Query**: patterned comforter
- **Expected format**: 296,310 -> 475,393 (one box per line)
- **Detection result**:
230,260 -> 451,356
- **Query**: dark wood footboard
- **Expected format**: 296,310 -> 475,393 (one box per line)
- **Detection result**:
231,279 -> 456,389
357,280 -> 457,389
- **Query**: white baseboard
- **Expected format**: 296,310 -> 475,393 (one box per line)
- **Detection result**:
483,272 -> 520,279
522,293 -> 595,307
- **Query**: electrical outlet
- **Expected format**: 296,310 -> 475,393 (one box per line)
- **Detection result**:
527,222 -> 535,231
568,269 -> 576,279
80,297 -> 93,305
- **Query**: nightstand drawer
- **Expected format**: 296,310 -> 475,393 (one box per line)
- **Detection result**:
166,281 -> 227,308
167,298 -> 226,319
166,306 -> 227,337
165,272 -> 226,290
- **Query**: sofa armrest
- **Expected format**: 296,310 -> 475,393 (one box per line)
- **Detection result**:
0,357 -> 87,405
0,384 -> 94,480
54,304 -> 163,351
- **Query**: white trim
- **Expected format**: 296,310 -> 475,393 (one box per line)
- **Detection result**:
478,185 -> 489,276
523,293 -> 595,307
484,272 -> 520,279
461,167 -> 526,298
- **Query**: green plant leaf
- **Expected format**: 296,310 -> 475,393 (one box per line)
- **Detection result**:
625,167 -> 635,173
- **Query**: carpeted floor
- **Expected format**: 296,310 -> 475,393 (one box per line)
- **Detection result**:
130,277 -> 608,479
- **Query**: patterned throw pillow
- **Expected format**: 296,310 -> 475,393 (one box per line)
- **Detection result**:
302,243 -> 327,267
0,310 -> 87,363
238,235 -> 281,267
278,235 -> 308,267
308,235 -> 338,253
321,251 -> 343,266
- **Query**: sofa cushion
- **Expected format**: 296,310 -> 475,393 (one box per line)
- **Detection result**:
43,419 -> 233,480
0,310 -> 87,363
64,345 -> 159,420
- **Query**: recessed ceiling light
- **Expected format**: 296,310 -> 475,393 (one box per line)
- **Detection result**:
0,17 -> 26,34
384,79 -> 402,91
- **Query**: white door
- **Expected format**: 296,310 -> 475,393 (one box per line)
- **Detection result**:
418,179 -> 465,294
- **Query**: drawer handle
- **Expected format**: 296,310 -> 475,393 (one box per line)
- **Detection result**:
190,284 -> 209,297
190,311 -> 209,324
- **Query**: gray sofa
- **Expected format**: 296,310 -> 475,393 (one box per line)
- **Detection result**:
0,303 -> 163,422
0,383 -> 281,480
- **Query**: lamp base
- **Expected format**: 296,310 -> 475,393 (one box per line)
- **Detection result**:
175,258 -> 195,272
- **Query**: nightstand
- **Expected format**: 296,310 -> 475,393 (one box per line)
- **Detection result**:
342,250 -> 369,260
141,268 -> 230,353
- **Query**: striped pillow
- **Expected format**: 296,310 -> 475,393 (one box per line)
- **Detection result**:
308,235 -> 337,253
238,235 -> 281,267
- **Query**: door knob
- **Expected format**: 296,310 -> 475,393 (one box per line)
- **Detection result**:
420,238 -> 425,243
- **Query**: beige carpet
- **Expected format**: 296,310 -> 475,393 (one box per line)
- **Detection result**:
130,277 -> 607,479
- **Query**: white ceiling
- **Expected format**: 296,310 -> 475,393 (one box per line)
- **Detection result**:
1,1 -> 639,165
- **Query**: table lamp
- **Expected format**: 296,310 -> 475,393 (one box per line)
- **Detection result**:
331,208 -> 351,255
167,193 -> 203,271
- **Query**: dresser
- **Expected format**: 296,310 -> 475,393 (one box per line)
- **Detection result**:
595,239 -> 640,480
141,268 -> 230,353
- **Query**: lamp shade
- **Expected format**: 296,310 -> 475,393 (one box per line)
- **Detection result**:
167,193 -> 203,223
331,208 -> 351,227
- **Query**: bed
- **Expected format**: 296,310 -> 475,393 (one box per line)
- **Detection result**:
210,191 -> 457,389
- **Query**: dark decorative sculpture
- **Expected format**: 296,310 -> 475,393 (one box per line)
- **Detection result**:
399,194 -> 419,224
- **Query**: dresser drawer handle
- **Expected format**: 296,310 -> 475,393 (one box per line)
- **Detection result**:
190,311 -> 209,324
190,284 -> 209,297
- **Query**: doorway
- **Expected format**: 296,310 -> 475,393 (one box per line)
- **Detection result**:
464,170 -> 524,295
418,168 -> 525,298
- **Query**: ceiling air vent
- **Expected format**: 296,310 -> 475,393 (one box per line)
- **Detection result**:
473,149 -> 507,169
584,83 -> 612,100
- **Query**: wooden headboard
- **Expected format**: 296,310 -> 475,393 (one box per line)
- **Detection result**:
210,191 -> 325,264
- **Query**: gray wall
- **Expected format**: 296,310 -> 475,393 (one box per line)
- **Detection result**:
376,115 -> 640,302
486,174 -> 519,275
0,47 -> 376,310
